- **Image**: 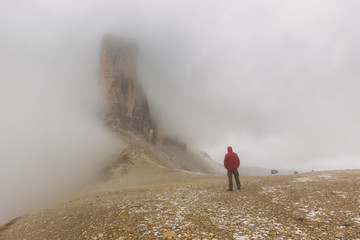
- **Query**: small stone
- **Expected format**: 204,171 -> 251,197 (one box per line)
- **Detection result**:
335,232 -> 344,238
163,231 -> 176,239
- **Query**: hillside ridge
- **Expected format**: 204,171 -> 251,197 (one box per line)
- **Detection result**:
1,169 -> 359,239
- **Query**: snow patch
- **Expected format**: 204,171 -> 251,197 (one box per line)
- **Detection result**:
233,233 -> 250,240
293,177 -> 312,182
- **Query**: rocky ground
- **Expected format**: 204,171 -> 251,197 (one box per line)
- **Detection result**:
1,170 -> 360,240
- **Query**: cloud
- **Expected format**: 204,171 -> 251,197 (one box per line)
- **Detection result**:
135,0 -> 360,171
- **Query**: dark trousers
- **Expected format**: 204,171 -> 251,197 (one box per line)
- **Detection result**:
227,169 -> 241,190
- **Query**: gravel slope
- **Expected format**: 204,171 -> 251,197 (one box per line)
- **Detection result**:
1,170 -> 360,240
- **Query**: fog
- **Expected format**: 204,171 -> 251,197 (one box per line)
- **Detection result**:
136,1 -> 360,172
1,0 -> 360,224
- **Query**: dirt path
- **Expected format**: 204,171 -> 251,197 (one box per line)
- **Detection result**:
1,170 -> 360,240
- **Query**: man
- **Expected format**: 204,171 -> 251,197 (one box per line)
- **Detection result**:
224,146 -> 241,191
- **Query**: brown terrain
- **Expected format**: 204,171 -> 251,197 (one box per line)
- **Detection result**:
1,35 -> 359,239
1,139 -> 359,240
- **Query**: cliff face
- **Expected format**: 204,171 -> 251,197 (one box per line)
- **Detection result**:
99,34 -> 156,142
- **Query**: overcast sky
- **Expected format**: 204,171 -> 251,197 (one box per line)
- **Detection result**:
1,0 -> 360,186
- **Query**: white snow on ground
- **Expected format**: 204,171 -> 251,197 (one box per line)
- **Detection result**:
228,214 -> 305,239
333,191 -> 347,198
306,209 -> 329,222
293,177 -> 312,182
317,174 -> 334,180
260,185 -> 283,194
126,189 -> 218,238
233,233 -> 250,240
122,187 -> 310,239
260,186 -> 277,193
103,171 -> 359,239
293,203 -> 330,222
293,174 -> 335,183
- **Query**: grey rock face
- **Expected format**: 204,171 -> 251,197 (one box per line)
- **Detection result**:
99,34 -> 156,142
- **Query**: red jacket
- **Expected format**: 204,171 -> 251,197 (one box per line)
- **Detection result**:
224,146 -> 240,170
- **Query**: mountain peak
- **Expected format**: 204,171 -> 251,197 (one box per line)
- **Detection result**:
99,34 -> 157,143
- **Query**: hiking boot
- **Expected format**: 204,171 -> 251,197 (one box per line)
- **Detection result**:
227,189 -> 233,191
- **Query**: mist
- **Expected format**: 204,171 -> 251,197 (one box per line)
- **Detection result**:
136,0 -> 360,172
0,2 -> 124,224
1,0 -> 360,224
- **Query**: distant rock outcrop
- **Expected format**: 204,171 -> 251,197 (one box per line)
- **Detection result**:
99,34 -> 157,142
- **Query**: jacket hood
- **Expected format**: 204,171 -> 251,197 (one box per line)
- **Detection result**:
227,146 -> 233,153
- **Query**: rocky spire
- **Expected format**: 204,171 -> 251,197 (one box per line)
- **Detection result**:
99,34 -> 156,142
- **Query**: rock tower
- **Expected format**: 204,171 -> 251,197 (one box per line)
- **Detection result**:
99,34 -> 156,142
